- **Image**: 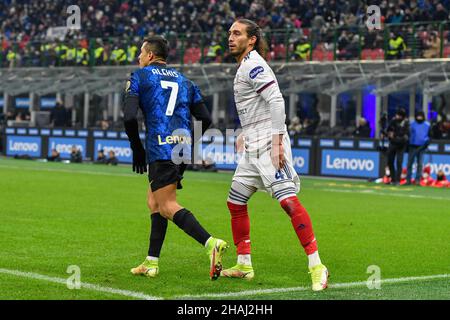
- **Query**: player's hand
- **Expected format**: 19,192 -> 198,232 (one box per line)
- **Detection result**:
132,146 -> 147,174
271,134 -> 285,170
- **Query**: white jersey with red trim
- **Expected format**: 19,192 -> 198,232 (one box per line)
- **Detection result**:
233,50 -> 287,153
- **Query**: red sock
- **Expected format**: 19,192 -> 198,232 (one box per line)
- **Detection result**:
227,201 -> 251,255
280,196 -> 318,255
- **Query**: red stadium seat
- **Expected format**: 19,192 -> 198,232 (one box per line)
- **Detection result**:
371,48 -> 384,60
183,47 -> 201,64
273,44 -> 287,60
361,49 -> 371,60
443,45 -> 450,58
302,28 -> 310,37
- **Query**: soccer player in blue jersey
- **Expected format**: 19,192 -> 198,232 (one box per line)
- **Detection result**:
123,36 -> 228,280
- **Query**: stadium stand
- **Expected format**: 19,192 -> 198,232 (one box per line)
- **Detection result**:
1,0 -> 450,67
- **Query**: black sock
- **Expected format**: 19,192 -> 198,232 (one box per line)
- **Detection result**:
172,208 -> 211,245
148,212 -> 168,258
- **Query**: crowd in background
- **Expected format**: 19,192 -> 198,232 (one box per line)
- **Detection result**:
2,0 -> 450,67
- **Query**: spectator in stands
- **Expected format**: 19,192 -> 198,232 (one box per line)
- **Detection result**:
433,3 -> 449,21
47,148 -> 61,162
337,34 -> 360,60
406,111 -> 430,185
352,117 -> 371,138
387,31 -> 407,60
106,150 -> 118,166
292,37 -> 311,61
70,145 -> 82,163
50,101 -> 69,127
95,149 -> 107,164
204,40 -> 223,63
386,108 -> 409,185
423,32 -> 441,59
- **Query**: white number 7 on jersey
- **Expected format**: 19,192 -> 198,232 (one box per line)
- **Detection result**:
160,80 -> 179,116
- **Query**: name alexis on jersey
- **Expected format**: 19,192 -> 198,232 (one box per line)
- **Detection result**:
151,68 -> 179,77
158,134 -> 192,145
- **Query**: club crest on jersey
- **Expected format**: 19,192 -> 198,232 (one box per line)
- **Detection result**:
249,66 -> 264,79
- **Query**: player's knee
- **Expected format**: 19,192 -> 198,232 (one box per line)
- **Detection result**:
158,207 -> 172,219
279,195 -> 301,217
227,188 -> 250,207
227,200 -> 247,216
147,199 -> 159,213
158,201 -> 179,220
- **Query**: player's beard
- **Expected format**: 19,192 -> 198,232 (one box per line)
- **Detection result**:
229,46 -> 245,57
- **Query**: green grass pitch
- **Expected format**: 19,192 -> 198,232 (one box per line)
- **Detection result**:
0,157 -> 449,300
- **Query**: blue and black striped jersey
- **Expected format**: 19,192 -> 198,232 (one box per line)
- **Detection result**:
127,64 -> 203,163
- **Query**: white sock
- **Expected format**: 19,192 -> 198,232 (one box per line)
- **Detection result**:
237,254 -> 252,266
204,236 -> 213,248
308,251 -> 321,268
146,256 -> 159,262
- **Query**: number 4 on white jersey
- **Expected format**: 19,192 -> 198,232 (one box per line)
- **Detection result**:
160,80 -> 179,116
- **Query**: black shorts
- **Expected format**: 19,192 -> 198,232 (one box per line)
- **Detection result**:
148,161 -> 186,192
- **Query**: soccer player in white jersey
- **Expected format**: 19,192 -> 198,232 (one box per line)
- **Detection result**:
221,19 -> 329,291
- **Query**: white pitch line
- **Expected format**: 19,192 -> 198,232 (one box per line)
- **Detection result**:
0,268 -> 161,300
175,274 -> 450,299
321,188 -> 450,201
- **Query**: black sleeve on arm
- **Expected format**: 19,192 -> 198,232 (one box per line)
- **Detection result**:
190,101 -> 212,135
123,95 -> 144,150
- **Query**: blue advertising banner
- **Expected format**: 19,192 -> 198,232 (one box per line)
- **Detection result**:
320,139 -> 334,147
197,144 -> 310,174
402,153 -> 450,179
339,140 -> 354,148
359,140 -> 375,149
94,139 -> 132,163
41,97 -> 56,108
6,136 -> 42,157
15,98 -> 30,108
291,148 -> 310,175
48,137 -> 86,159
202,143 -> 239,170
321,149 -> 380,178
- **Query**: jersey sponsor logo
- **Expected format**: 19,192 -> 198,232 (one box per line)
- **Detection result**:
249,66 -> 264,79
158,134 -> 192,145
151,68 -> 179,77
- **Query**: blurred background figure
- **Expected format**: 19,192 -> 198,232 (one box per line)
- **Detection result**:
95,149 -> 107,164
47,148 -> 61,162
386,108 -> 409,185
106,150 -> 118,166
406,111 -> 430,185
50,100 -> 69,127
288,116 -> 303,136
70,145 -> 82,163
352,117 -> 371,138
